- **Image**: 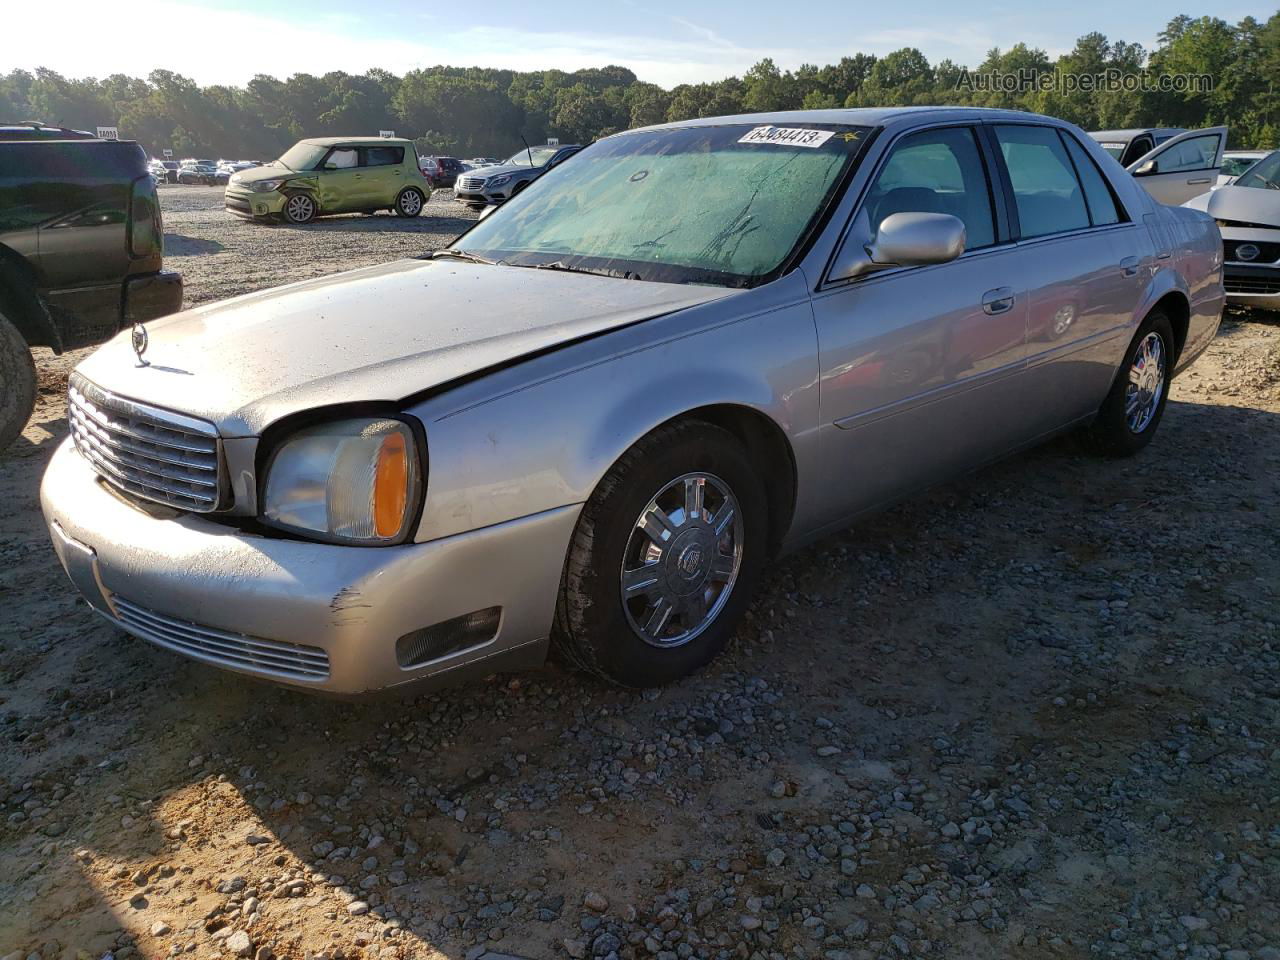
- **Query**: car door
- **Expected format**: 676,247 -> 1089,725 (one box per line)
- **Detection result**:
810,123 -> 1032,527
1127,127 -> 1226,205
315,145 -> 362,212
361,145 -> 406,206
990,123 -> 1151,434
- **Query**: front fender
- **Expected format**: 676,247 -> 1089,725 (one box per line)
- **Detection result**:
406,285 -> 820,544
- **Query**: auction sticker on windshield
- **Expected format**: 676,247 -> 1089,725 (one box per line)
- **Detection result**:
738,126 -> 836,148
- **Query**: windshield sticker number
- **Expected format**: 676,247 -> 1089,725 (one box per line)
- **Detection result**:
738,126 -> 837,149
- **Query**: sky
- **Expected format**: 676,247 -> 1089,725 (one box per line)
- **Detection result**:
6,0 -> 1275,89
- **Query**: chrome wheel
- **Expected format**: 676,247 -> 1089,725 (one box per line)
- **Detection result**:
620,472 -> 743,649
1125,331 -> 1166,434
285,195 -> 315,222
398,190 -> 423,215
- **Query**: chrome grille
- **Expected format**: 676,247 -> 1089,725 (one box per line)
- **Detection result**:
68,373 -> 224,512
112,597 -> 330,682
457,177 -> 486,191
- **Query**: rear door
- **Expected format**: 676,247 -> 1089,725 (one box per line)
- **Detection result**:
990,123 -> 1150,434
361,145 -> 407,206
1127,127 -> 1227,205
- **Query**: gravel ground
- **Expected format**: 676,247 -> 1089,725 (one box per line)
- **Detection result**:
1,187 -> 1278,960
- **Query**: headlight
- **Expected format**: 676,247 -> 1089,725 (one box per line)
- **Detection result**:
251,179 -> 287,193
262,418 -> 422,544
487,174 -> 512,187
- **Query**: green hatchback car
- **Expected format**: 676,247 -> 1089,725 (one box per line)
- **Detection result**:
224,137 -> 431,224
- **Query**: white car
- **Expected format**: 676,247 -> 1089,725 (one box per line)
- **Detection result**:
1186,149 -> 1280,310
1217,150 -> 1270,187
1089,127 -> 1227,204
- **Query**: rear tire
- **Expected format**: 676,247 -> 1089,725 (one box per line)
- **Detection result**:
1086,312 -> 1175,457
394,188 -> 426,218
552,420 -> 768,687
0,313 -> 36,450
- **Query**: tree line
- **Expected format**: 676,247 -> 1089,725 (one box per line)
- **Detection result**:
0,13 -> 1274,160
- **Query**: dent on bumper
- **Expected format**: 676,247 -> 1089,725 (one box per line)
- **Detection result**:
40,439 -> 581,694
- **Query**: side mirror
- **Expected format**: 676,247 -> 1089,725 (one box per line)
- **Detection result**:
1135,159 -> 1158,176
829,211 -> 966,283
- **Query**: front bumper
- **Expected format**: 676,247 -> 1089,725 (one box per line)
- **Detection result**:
1222,263 -> 1280,311
41,439 -> 581,695
224,185 -> 287,220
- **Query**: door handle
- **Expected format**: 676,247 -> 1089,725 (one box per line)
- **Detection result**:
1187,177 -> 1211,184
982,287 -> 1015,315
1120,256 -> 1141,277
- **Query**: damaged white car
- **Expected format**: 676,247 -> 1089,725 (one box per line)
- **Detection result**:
1186,149 -> 1280,310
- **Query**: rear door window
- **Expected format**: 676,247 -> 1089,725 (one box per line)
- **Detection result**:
363,146 -> 404,167
994,125 -> 1091,239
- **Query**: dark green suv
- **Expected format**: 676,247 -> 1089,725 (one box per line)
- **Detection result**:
0,128 -> 182,447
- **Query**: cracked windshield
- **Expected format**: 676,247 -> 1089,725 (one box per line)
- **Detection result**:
457,124 -> 872,286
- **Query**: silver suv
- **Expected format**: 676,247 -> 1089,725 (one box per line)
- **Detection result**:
454,143 -> 581,209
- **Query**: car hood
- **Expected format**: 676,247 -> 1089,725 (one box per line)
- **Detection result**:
1184,184 -> 1280,226
75,258 -> 735,436
230,163 -> 309,185
466,162 -> 537,180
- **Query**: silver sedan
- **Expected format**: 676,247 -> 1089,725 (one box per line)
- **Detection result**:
41,107 -> 1225,694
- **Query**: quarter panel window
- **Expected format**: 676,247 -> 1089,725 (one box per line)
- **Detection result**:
363,146 -> 404,167
995,125 -> 1090,239
864,126 -> 996,249
1062,135 -> 1122,226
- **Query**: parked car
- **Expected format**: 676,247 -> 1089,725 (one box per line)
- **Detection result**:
467,157 -> 499,168
152,160 -> 180,183
422,156 -> 466,188
223,137 -> 430,223
41,107 -> 1222,695
1216,150 -> 1270,187
454,143 -> 583,209
0,133 -> 181,447
1186,149 -> 1280,310
1089,126 -> 1227,204
178,163 -> 223,185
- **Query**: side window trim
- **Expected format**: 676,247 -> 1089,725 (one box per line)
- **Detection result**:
1056,130 -> 1131,226
821,121 -> 1004,289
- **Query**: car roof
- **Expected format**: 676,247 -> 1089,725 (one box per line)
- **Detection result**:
0,120 -> 96,140
1088,128 -> 1185,142
297,136 -> 414,147
632,106 -> 1076,137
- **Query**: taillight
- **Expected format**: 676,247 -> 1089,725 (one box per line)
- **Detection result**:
129,174 -> 161,258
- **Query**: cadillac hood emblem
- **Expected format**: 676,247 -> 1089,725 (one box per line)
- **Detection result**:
131,322 -> 150,367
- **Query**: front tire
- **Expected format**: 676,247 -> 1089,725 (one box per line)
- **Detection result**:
394,188 -> 425,218
553,420 -> 768,687
282,192 -> 317,224
1086,312 -> 1175,457
0,314 -> 37,450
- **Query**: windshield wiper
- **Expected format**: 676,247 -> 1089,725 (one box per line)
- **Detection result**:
431,249 -> 500,265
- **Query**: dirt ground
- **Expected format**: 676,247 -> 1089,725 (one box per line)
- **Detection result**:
1,186 -> 1277,960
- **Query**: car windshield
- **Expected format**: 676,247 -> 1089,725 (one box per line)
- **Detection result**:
456,123 -> 872,287
1234,152 -> 1280,189
504,146 -> 560,167
276,142 -> 328,171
